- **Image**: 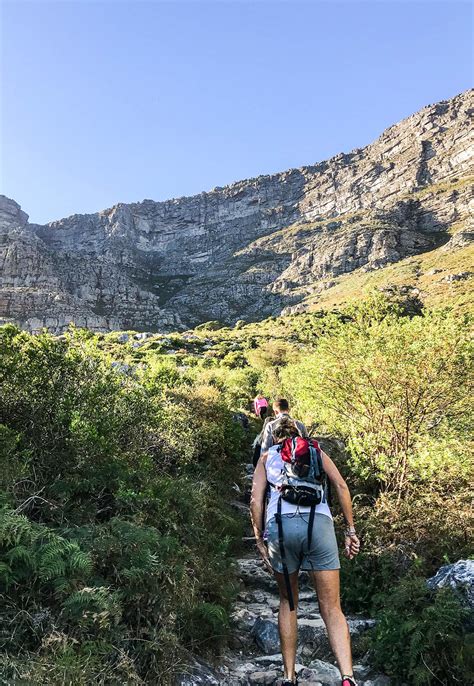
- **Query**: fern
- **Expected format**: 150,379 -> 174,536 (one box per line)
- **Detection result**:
62,586 -> 122,629
6,544 -> 35,568
0,510 -> 94,595
0,510 -> 38,547
38,541 -> 68,580
68,550 -> 93,576
52,577 -> 73,595
0,561 -> 14,587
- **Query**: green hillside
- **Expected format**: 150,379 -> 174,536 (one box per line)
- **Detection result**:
303,241 -> 473,313
1,293 -> 472,684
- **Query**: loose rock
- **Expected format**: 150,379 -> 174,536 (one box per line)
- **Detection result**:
251,617 -> 281,654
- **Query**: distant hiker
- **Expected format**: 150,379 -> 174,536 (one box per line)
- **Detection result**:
260,398 -> 307,453
254,393 -> 269,420
250,417 -> 360,686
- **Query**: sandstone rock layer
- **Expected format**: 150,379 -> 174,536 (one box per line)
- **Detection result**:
1,90 -> 472,332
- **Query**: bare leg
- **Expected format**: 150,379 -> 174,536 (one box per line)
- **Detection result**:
309,569 -> 353,677
274,571 -> 299,682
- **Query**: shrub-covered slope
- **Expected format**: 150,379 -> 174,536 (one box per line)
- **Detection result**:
0,326 -> 246,684
1,293 -> 472,684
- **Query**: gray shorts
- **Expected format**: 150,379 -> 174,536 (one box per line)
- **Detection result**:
267,513 -> 340,574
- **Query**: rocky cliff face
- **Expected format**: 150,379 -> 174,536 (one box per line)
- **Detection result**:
1,89 -> 472,333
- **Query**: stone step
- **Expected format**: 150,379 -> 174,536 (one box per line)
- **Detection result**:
217,656 -> 391,686
202,463 -> 391,686
237,557 -> 315,593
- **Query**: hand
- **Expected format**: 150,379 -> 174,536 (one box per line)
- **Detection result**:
255,538 -> 273,574
344,533 -> 360,559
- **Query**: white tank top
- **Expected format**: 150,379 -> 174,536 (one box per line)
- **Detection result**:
265,444 -> 332,525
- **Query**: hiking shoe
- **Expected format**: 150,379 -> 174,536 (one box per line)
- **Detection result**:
281,678 -> 298,686
341,677 -> 358,686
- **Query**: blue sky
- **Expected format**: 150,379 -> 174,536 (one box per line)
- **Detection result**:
1,1 -> 472,224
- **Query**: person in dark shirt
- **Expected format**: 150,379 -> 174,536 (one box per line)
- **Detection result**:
260,398 -> 307,453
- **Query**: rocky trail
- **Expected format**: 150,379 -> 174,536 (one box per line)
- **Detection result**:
177,464 -> 391,686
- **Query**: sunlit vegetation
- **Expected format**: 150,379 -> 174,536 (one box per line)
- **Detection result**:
1,291 -> 472,683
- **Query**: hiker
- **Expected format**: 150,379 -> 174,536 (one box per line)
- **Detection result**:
260,398 -> 307,453
254,393 -> 269,420
250,417 -> 360,686
251,413 -> 274,468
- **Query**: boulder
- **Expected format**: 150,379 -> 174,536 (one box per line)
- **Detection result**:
427,559 -> 474,609
441,231 -> 474,250
442,271 -> 472,282
249,670 -> 279,685
303,659 -> 340,685
363,677 -> 391,686
174,656 -> 220,685
251,617 -> 281,654
353,663 -> 371,680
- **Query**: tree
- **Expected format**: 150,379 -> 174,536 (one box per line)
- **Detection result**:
281,310 -> 472,498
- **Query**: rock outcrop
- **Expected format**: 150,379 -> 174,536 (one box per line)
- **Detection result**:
1,89 -> 473,333
427,559 -> 474,611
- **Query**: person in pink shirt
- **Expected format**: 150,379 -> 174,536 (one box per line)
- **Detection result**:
254,393 -> 269,420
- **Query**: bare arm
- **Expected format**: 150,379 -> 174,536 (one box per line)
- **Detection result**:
322,450 -> 360,559
250,454 -> 273,572
250,455 -> 268,540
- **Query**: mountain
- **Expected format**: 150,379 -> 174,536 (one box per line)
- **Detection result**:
1,89 -> 472,333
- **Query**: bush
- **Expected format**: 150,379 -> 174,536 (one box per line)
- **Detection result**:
281,308 -> 472,498
195,320 -> 223,331
372,577 -> 473,685
247,339 -> 299,396
0,325 -> 246,684
340,486 -> 472,614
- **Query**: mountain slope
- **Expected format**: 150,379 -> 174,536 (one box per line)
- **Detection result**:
1,89 -> 472,333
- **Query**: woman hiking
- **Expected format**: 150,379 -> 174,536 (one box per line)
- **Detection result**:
250,417 -> 360,686
253,393 -> 269,420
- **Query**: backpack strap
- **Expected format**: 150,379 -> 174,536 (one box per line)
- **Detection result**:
325,478 -> 332,507
308,440 -> 324,480
315,444 -> 331,505
275,496 -> 295,612
291,436 -> 298,462
307,503 -> 316,550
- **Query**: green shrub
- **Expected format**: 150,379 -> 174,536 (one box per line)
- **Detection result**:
0,325 -> 246,684
372,578 -> 473,685
195,320 -> 223,331
222,350 -> 247,368
281,308 -> 472,498
340,485 -> 472,615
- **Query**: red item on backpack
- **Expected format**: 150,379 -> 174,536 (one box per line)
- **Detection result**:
280,436 -> 320,464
